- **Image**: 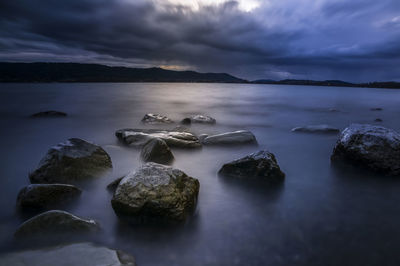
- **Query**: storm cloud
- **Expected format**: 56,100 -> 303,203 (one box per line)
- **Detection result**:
0,0 -> 399,81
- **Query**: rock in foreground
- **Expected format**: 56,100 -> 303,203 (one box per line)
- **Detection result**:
30,111 -> 67,118
14,210 -> 99,238
142,113 -> 173,124
112,163 -> 199,224
0,242 -> 137,266
202,130 -> 257,145
291,124 -> 340,134
140,138 -> 174,164
331,124 -> 400,176
219,150 -> 285,183
181,115 -> 216,125
116,128 -> 201,149
29,138 -> 112,184
17,184 -> 81,209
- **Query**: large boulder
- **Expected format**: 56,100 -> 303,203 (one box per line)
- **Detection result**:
115,128 -> 201,149
202,130 -> 257,146
0,242 -> 137,266
29,138 -> 112,184
140,138 -> 174,165
111,163 -> 200,224
141,113 -> 173,124
291,124 -> 340,134
181,115 -> 216,125
17,184 -> 81,209
331,124 -> 400,176
14,210 -> 100,238
30,110 -> 67,118
219,150 -> 285,183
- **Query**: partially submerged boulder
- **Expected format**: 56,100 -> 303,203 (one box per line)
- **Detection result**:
29,138 -> 112,184
30,111 -> 67,118
181,115 -> 216,125
111,163 -> 200,223
219,150 -> 285,183
142,113 -> 173,124
291,124 -> 340,134
331,124 -> 400,176
17,184 -> 81,209
14,210 -> 99,238
202,130 -> 257,145
116,128 -> 201,149
140,138 -> 174,165
0,242 -> 137,266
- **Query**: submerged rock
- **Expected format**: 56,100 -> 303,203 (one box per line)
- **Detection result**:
29,138 -> 112,184
0,242 -> 137,266
331,124 -> 400,176
14,210 -> 99,238
142,113 -> 173,124
291,124 -> 340,134
219,150 -> 285,183
375,118 -> 383,122
17,184 -> 81,209
370,107 -> 383,111
181,115 -> 216,125
30,111 -> 67,118
202,130 -> 257,145
116,128 -> 201,149
140,138 -> 174,165
112,163 -> 200,224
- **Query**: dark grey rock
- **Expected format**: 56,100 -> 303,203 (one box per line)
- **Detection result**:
14,210 -> 100,238
202,130 -> 257,145
219,150 -> 285,183
375,118 -> 383,122
30,111 -> 67,118
370,107 -> 383,111
291,124 -> 340,134
181,115 -> 216,125
17,184 -> 81,209
331,124 -> 400,176
111,163 -> 200,224
29,138 -> 112,184
141,113 -> 173,124
140,138 -> 174,165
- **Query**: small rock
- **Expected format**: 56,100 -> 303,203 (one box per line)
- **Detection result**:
30,111 -> 67,118
370,108 -> 383,111
14,210 -> 100,238
219,150 -> 285,183
181,115 -> 216,125
111,163 -> 200,224
17,184 -> 81,209
291,125 -> 340,134
202,130 -> 257,145
29,138 -> 112,184
375,118 -> 383,122
142,113 -> 173,124
140,138 -> 174,165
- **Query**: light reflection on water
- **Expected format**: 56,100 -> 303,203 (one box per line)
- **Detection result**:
0,83 -> 400,265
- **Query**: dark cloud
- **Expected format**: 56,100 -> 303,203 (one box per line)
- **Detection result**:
0,0 -> 399,81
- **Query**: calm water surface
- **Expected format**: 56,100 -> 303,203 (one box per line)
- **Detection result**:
0,83 -> 400,266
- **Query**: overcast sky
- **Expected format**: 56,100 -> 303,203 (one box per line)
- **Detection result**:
0,0 -> 399,82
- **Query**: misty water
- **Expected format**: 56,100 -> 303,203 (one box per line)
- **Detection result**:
0,83 -> 400,266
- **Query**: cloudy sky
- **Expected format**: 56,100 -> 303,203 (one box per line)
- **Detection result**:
0,0 -> 399,82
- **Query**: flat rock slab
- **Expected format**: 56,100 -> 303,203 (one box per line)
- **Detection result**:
291,125 -> 340,134
140,138 -> 174,165
142,113 -> 173,124
112,163 -> 200,224
116,129 -> 201,149
30,111 -> 67,118
219,150 -> 285,183
0,242 -> 136,266
202,130 -> 257,145
17,184 -> 81,209
331,124 -> 400,176
29,138 -> 112,184
181,115 -> 216,125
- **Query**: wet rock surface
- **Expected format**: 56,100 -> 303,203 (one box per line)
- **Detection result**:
181,115 -> 216,125
112,163 -> 200,224
331,124 -> 400,176
202,130 -> 257,145
29,138 -> 112,184
219,150 -> 285,183
291,124 -> 340,134
30,111 -> 67,118
140,138 -> 174,164
141,113 -> 173,124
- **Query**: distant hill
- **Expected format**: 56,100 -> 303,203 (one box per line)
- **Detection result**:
0,62 -> 246,83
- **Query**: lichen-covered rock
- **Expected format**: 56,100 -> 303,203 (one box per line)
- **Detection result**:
142,113 -> 173,124
202,130 -> 257,145
218,150 -> 285,183
291,124 -> 340,134
17,184 -> 81,209
140,138 -> 174,165
14,210 -> 100,238
111,163 -> 200,223
331,124 -> 400,176
0,242 -> 137,266
116,128 -> 201,149
181,115 -> 216,125
30,111 -> 67,118
29,138 -> 112,184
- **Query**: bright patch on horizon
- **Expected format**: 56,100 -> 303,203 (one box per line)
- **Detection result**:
167,0 -> 260,11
